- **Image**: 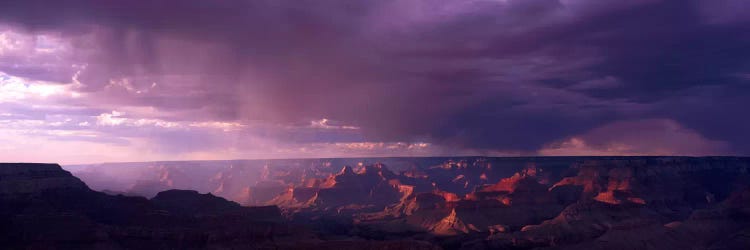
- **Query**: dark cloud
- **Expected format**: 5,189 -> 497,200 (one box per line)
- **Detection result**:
1,0 -> 749,155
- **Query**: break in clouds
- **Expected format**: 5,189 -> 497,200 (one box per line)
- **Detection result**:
0,0 -> 749,163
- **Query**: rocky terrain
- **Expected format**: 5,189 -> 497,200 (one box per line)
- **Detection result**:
4,157 -> 750,249
0,163 -> 439,249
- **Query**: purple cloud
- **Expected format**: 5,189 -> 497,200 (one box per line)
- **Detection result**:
0,0 -> 748,163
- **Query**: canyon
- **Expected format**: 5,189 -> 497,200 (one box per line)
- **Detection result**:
2,157 -> 749,249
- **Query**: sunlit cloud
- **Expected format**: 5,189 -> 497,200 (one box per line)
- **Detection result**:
0,1 -> 749,164
309,118 -> 359,130
539,119 -> 732,156
95,110 -> 243,131
95,111 -> 127,126
0,72 -> 80,102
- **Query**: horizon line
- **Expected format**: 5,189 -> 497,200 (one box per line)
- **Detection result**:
50,154 -> 750,166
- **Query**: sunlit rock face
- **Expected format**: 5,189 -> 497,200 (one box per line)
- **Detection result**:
55,157 -> 750,249
265,163 -> 407,216
1,163 -> 446,249
288,157 -> 749,249
459,158 -> 750,249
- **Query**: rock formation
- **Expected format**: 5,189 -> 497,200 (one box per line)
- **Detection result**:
0,163 -> 440,249
49,157 -> 750,249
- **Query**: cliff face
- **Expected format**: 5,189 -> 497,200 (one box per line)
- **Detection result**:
324,157 -> 750,249
0,163 -> 89,197
0,163 -> 442,250
8,157 -> 750,249
459,158 -> 750,249
0,164 -> 289,248
266,164 -> 407,215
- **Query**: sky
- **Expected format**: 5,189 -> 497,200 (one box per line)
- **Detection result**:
0,0 -> 748,164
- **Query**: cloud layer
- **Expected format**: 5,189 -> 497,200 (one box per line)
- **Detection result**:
0,0 -> 748,163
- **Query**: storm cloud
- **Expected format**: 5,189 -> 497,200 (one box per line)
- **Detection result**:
0,0 -> 749,163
